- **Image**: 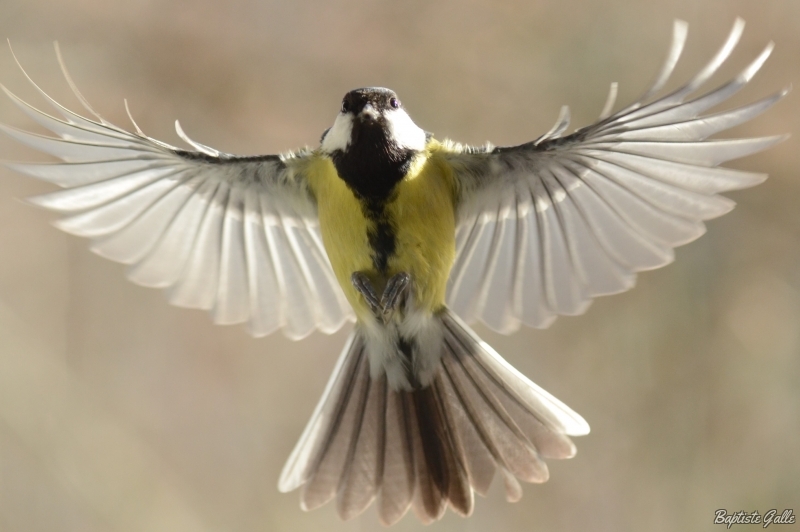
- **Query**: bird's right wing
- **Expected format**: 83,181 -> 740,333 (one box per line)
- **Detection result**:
438,19 -> 787,334
1,47 -> 353,339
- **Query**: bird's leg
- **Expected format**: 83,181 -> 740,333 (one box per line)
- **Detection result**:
351,272 -> 382,318
351,271 -> 411,324
380,272 -> 410,323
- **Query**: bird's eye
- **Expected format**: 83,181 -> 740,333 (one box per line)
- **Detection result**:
341,99 -> 349,113
390,97 -> 400,109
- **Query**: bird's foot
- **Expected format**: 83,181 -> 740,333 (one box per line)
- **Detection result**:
351,272 -> 382,317
380,272 -> 410,323
351,271 -> 411,324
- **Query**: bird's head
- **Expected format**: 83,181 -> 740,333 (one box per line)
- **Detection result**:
320,87 -> 426,155
320,88 -> 427,199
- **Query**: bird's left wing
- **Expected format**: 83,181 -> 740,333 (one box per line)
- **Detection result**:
439,19 -> 788,333
1,48 -> 353,339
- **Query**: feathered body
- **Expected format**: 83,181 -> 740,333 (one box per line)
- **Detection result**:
307,142 -> 458,389
0,18 -> 787,526
307,146 -> 456,322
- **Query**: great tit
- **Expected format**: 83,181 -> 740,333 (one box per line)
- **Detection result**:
0,18 -> 786,525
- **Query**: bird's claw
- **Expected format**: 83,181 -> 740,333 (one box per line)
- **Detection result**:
380,272 -> 410,322
351,272 -> 382,316
351,271 -> 411,324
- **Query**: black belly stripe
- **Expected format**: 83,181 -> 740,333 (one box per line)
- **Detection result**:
369,217 -> 395,273
362,197 -> 397,275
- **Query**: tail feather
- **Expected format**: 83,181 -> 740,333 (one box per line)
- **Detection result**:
407,389 -> 446,523
501,468 -> 524,503
377,391 -> 415,525
409,376 -> 473,521
278,333 -> 363,495
336,375 -> 387,519
279,309 -> 589,524
443,314 -> 590,436
300,340 -> 369,511
443,374 -> 497,496
441,337 -> 549,484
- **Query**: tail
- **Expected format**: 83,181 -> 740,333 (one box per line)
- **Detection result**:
278,309 -> 589,525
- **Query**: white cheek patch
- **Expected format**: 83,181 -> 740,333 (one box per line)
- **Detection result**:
385,109 -> 426,151
320,113 -> 353,153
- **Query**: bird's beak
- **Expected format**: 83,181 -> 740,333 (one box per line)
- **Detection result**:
359,103 -> 379,122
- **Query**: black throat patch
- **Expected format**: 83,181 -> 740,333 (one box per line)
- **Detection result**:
330,118 -> 415,201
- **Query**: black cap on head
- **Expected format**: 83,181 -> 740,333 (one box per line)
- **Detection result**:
341,87 -> 401,115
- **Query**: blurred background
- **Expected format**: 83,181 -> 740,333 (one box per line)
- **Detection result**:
0,0 -> 798,531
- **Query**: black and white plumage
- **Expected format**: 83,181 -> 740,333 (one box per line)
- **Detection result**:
0,19 -> 786,525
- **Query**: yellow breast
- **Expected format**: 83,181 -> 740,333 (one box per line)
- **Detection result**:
305,144 -> 457,322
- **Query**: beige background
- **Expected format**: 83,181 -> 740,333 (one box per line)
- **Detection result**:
1,1 -> 798,531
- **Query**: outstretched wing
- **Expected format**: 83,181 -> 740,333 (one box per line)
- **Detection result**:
1,46 -> 353,339
441,19 -> 788,333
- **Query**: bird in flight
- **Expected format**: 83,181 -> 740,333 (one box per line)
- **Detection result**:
0,18 -> 786,525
